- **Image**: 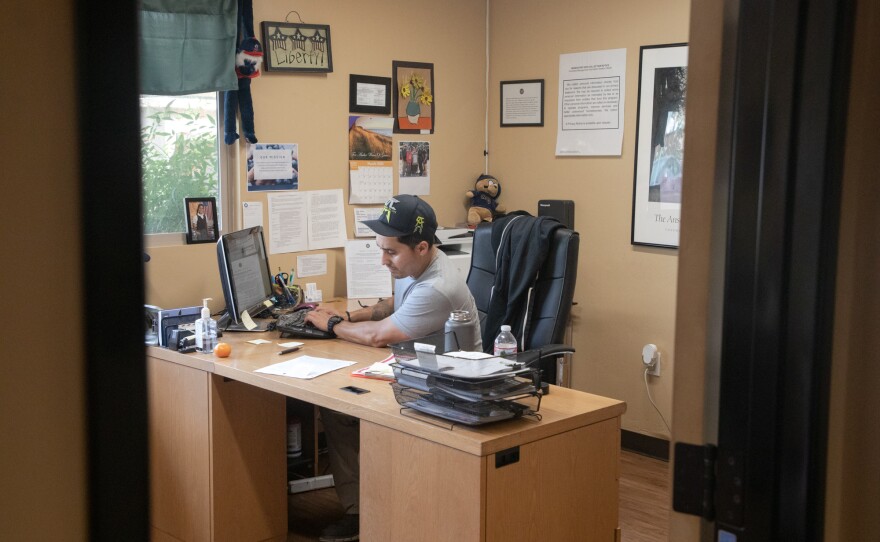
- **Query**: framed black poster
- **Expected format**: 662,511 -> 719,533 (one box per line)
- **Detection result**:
631,43 -> 689,248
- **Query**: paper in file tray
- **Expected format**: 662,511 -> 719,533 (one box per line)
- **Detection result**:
389,333 -> 543,425
389,333 -> 531,380
392,364 -> 539,402
391,383 -> 532,426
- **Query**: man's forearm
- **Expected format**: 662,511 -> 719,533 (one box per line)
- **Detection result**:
370,298 -> 394,320
348,298 -> 394,322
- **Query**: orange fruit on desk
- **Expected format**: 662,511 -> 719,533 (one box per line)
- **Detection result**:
214,342 -> 232,358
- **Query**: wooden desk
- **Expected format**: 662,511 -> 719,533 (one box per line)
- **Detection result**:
148,302 -> 626,541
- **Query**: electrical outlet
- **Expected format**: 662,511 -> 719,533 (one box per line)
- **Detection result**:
642,344 -> 661,377
647,353 -> 661,376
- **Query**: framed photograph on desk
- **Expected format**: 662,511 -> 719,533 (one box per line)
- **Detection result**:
184,197 -> 218,244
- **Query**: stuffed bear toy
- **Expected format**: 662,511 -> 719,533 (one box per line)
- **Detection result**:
465,174 -> 505,225
223,0 -> 261,145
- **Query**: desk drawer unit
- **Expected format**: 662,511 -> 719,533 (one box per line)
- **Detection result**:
360,417 -> 619,541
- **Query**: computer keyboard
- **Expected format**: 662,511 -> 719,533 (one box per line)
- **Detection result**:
276,308 -> 335,340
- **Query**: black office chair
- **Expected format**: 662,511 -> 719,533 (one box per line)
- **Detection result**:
466,214 -> 579,384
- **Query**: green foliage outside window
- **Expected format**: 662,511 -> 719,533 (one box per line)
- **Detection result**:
141,99 -> 220,234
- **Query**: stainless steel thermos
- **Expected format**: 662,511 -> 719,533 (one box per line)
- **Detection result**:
444,310 -> 475,352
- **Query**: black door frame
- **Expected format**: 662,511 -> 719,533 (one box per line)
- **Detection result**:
78,0 -> 149,539
712,0 -> 854,539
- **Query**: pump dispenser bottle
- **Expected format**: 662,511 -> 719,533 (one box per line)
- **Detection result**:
195,298 -> 217,353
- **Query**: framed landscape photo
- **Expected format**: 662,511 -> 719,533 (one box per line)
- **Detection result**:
500,79 -> 544,127
185,197 -> 218,244
631,43 -> 689,248
261,22 -> 333,73
349,74 -> 392,115
393,60 -> 434,134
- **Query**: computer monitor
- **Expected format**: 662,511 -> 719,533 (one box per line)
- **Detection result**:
216,226 -> 274,330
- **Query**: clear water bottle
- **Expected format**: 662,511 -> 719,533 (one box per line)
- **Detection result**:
493,325 -> 517,356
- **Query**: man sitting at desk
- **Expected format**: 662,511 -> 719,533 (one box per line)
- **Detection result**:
305,194 -> 481,541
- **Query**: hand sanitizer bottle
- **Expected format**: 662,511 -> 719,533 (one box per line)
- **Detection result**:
195,298 -> 217,353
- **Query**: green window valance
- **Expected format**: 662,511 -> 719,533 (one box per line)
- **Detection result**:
139,0 -> 238,95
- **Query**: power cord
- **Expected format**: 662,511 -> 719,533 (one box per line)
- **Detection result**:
644,367 -> 671,434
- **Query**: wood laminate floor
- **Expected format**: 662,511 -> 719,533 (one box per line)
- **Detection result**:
619,450 -> 670,542
287,450 -> 669,541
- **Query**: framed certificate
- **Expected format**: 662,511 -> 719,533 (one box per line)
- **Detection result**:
349,74 -> 391,115
500,79 -> 544,127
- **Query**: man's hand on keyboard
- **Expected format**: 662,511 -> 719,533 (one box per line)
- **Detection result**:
304,306 -> 344,331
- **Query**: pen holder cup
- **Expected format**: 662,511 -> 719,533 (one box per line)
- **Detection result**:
287,285 -> 304,305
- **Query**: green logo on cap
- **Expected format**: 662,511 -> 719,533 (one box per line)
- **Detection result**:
414,216 -> 424,234
382,197 -> 399,222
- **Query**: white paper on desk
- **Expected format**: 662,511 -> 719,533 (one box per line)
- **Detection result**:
296,254 -> 327,277
268,192 -> 309,254
242,201 -> 263,229
345,239 -> 392,299
353,207 -> 383,238
308,189 -> 347,250
255,356 -> 355,379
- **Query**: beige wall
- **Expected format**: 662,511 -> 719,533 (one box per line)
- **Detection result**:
145,0 -> 688,438
489,0 -> 689,437
146,0 -> 489,312
0,0 -> 88,539
668,0 -> 724,536
825,0 -> 880,538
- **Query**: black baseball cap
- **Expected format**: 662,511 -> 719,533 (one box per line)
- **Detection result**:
363,194 -> 441,244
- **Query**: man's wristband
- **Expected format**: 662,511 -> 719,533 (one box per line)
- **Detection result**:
345,311 -> 351,321
327,315 -> 345,337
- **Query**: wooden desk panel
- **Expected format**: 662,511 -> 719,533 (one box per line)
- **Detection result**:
360,421 -> 485,541
148,303 -> 625,541
198,334 -> 625,456
210,375 -> 286,542
148,357 -> 211,542
486,417 -> 621,541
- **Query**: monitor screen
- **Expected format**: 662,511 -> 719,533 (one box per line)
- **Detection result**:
216,226 -> 274,325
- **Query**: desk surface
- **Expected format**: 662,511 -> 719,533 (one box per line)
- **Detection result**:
148,299 -> 625,457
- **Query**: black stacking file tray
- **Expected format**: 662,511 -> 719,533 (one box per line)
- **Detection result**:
388,333 -> 542,426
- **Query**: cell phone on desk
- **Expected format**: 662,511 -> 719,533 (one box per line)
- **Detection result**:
340,385 -> 370,395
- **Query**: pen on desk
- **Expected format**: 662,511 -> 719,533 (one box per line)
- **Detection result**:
278,346 -> 301,355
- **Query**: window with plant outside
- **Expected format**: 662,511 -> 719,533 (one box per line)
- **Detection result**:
140,93 -> 224,237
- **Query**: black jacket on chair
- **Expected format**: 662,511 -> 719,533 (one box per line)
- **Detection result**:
467,214 -> 579,383
482,214 -> 564,348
